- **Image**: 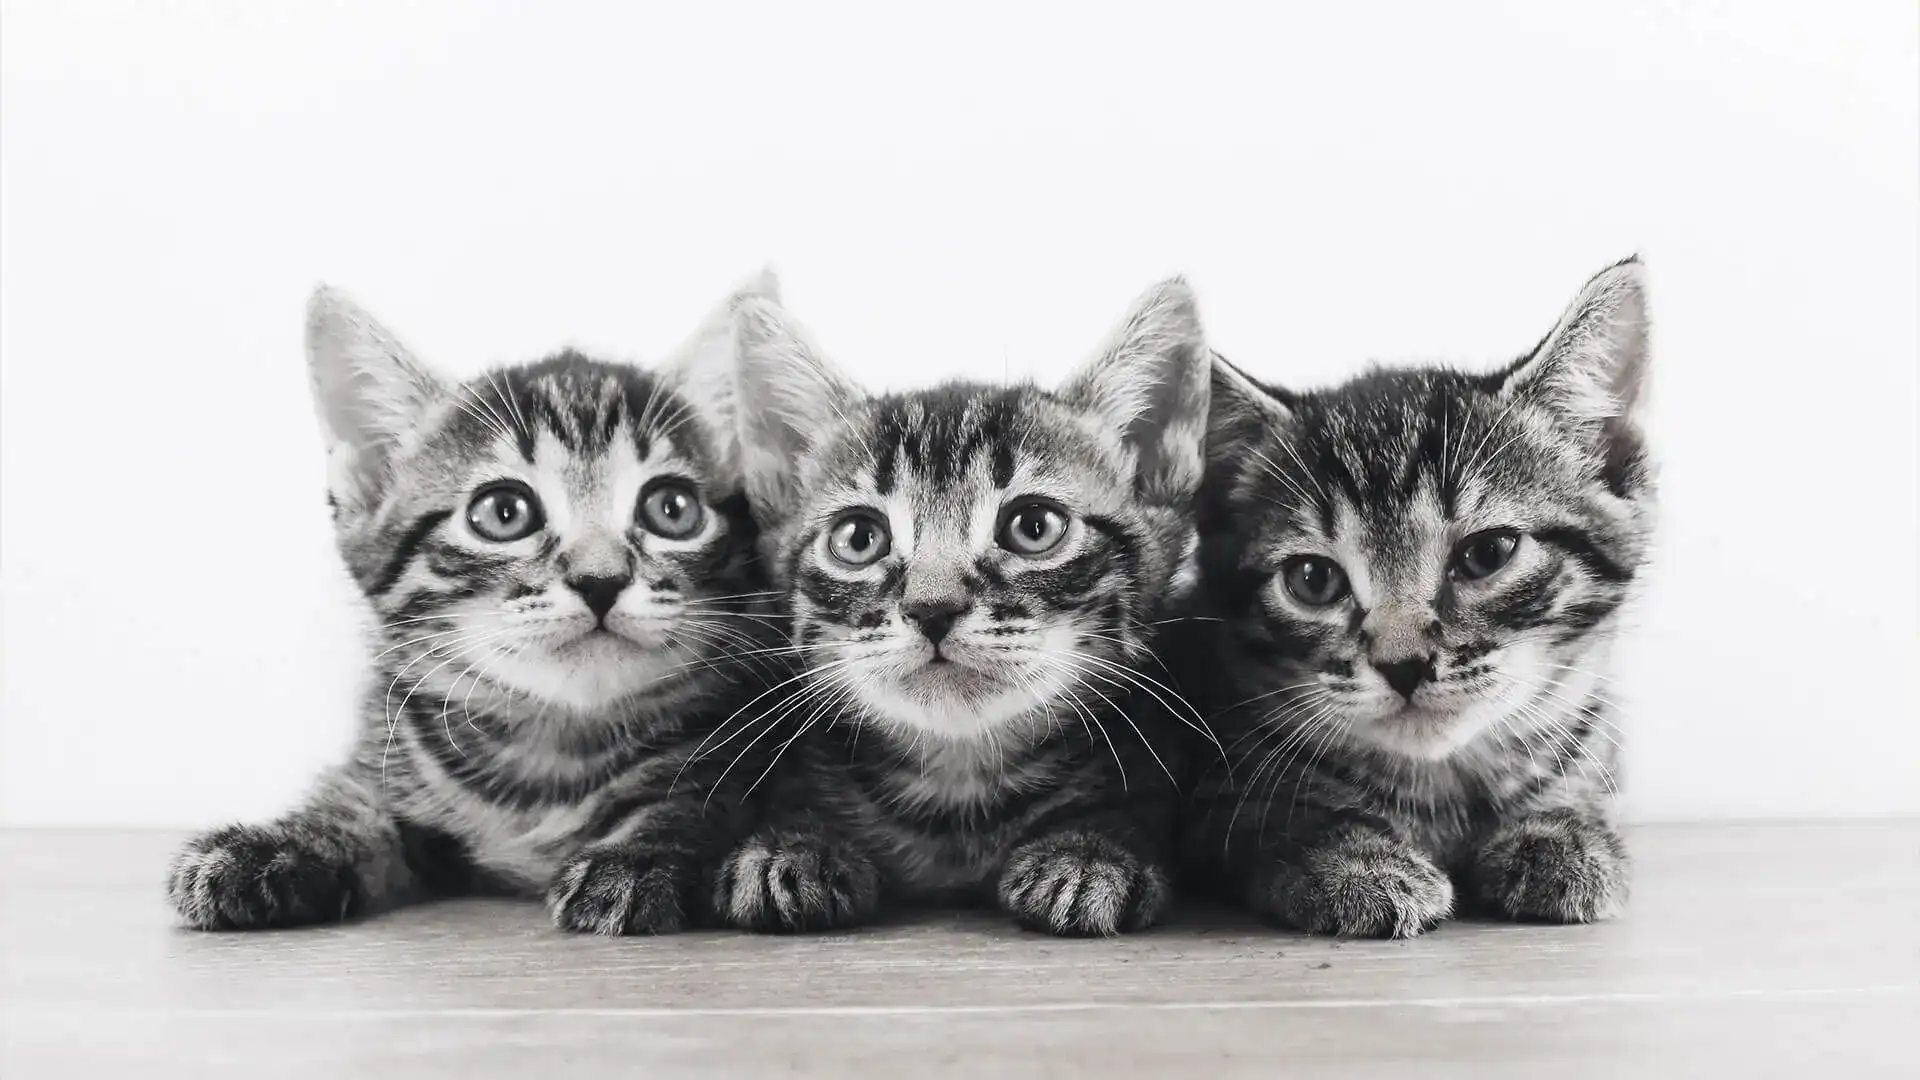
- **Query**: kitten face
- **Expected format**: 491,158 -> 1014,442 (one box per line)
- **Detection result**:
781,387 -> 1173,739
1204,260 -> 1654,761
733,282 -> 1211,744
311,282 -> 769,716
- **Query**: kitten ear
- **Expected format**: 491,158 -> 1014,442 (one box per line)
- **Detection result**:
1207,353 -> 1294,469
732,297 -> 865,521
306,285 -> 449,511
657,267 -> 783,489
1059,277 -> 1213,505
1501,257 -> 1651,436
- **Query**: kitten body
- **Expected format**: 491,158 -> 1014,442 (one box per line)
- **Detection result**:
1181,259 -> 1653,937
707,282 -> 1213,935
167,277 -> 796,934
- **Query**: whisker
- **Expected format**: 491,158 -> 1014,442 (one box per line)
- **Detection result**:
483,370 -> 530,439
1055,648 -> 1221,759
673,656 -> 863,788
1034,654 -> 1171,788
391,629 -> 520,760
1457,389 -> 1527,485
740,676 -> 859,802
1227,698 -> 1335,843
372,620 -> 506,662
1279,709 -> 1351,842
681,590 -> 785,604
1211,678 -> 1328,719
380,626 -> 520,772
1211,689 -> 1338,832
701,672 -> 851,810
1246,447 -> 1320,520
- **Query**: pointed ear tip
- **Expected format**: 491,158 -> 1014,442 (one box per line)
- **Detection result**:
741,266 -> 781,302
305,288 -> 342,347
305,282 -> 364,330
1595,255 -> 1649,292
1129,275 -> 1203,332
1149,274 -> 1197,303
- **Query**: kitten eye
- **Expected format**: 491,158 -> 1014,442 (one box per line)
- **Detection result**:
466,480 -> 545,543
1453,529 -> 1521,581
637,480 -> 704,540
999,501 -> 1069,556
1281,556 -> 1349,607
827,512 -> 891,567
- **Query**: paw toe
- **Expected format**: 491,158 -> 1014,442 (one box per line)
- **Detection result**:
167,827 -> 356,931
1478,827 -> 1628,923
1284,839 -> 1454,939
999,834 -> 1168,937
549,851 -> 690,935
717,834 -> 880,933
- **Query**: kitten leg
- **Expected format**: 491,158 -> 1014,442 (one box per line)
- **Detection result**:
712,820 -> 882,934
1469,807 -> 1629,923
998,818 -> 1173,937
547,793 -> 735,935
1250,825 -> 1455,939
166,767 -> 412,930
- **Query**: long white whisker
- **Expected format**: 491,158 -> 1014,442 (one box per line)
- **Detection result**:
1057,648 -> 1221,759
673,656 -> 863,789
392,629 -> 521,759
1035,654 -> 1168,787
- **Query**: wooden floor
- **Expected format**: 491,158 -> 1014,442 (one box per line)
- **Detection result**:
2,824 -> 1916,1078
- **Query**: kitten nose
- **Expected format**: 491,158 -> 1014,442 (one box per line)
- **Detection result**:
567,574 -> 631,622
1373,657 -> 1434,699
902,598 -> 969,645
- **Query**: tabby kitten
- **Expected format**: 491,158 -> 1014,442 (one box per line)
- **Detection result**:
167,275 -> 793,934
703,281 -> 1212,937
1182,258 -> 1653,938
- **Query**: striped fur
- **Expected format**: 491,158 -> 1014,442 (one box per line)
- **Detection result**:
167,278 -> 799,935
712,281 -> 1212,936
1179,259 -> 1654,937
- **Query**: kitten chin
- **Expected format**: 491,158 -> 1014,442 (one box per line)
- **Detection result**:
485,637 -> 691,715
840,630 -> 1086,744
853,665 -> 1062,744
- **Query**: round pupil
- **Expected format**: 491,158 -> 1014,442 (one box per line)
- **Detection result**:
1018,511 -> 1048,541
846,521 -> 874,552
1466,534 -> 1514,573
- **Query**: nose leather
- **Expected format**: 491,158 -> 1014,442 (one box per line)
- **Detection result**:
902,598 -> 969,644
1373,657 -> 1434,699
567,574 -> 630,622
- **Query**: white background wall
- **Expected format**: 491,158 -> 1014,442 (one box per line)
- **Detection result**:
2,1 -> 1914,827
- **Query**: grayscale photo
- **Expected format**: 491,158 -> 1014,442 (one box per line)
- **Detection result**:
1,2 -> 1914,1076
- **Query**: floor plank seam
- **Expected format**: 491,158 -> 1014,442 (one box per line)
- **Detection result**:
10,984 -> 1914,1022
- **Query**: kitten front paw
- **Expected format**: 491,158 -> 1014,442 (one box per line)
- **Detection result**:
713,829 -> 881,934
1262,829 -> 1454,939
1472,810 -> 1629,923
997,831 -> 1170,937
547,846 -> 697,935
167,825 -> 360,931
